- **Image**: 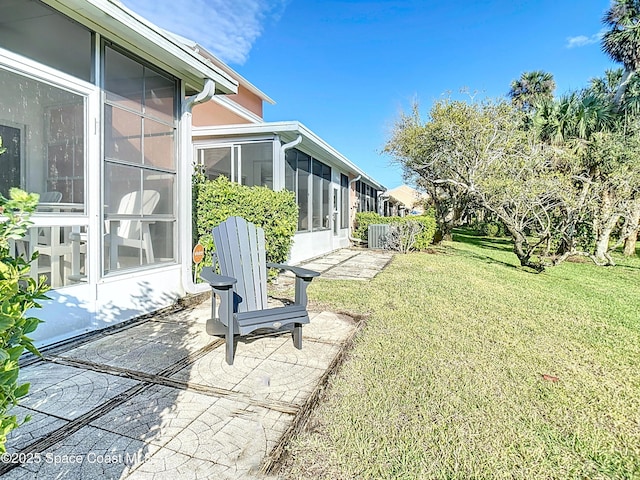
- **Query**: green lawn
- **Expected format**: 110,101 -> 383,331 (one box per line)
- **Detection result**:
282,233 -> 640,479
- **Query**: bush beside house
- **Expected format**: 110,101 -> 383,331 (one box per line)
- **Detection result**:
193,175 -> 298,270
0,188 -> 49,453
354,211 -> 437,251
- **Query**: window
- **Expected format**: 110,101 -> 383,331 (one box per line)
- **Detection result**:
103,45 -> 177,273
297,153 -> 310,231
355,180 -> 378,213
201,147 -> 232,180
0,123 -> 21,198
285,149 -> 297,192
0,0 -> 92,82
0,67 -> 86,211
341,174 -> 349,229
312,160 -> 331,230
1,56 -> 91,289
284,148 -> 331,232
199,141 -> 273,188
46,104 -> 85,204
312,160 -> 323,229
241,142 -> 273,188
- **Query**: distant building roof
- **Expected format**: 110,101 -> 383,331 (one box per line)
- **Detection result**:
386,185 -> 429,212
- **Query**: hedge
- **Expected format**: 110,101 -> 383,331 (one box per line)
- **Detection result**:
0,188 -> 49,453
193,175 -> 298,271
354,211 -> 437,250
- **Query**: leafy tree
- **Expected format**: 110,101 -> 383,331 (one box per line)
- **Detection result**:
385,98 -> 570,271
530,89 -> 640,264
383,101 -> 475,242
589,69 -> 640,256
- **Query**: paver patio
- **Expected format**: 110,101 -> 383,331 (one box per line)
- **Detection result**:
1,249 -> 392,479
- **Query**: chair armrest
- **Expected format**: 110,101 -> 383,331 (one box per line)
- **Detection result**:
199,267 -> 237,288
267,262 -> 320,280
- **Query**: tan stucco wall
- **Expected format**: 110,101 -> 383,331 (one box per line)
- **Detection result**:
192,101 -> 251,126
192,84 -> 264,127
231,85 -> 264,117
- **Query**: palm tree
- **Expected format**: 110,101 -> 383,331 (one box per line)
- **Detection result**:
533,88 -> 632,264
589,68 -> 623,97
508,70 -> 556,112
533,91 -> 617,152
589,68 -> 640,120
601,0 -> 640,105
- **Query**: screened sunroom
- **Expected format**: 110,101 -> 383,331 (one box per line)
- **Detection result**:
192,121 -> 385,263
0,0 -> 236,346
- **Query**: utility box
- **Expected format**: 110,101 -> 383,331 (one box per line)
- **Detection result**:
368,224 -> 389,249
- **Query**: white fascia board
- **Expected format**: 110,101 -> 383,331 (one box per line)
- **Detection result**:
193,121 -> 386,191
191,43 -> 275,105
43,0 -> 238,94
210,96 -> 264,124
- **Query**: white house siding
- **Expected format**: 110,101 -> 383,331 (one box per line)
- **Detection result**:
289,230 -> 351,265
32,266 -> 184,347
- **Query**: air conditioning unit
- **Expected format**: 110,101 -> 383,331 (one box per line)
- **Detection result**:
368,224 -> 389,249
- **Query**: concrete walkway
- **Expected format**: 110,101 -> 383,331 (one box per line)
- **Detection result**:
294,248 -> 394,281
2,249 -> 392,479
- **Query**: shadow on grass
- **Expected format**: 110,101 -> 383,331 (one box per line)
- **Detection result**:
450,229 -> 524,271
452,229 -> 513,252
453,229 -> 640,273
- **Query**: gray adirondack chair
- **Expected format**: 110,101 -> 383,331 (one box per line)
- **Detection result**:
200,216 -> 320,365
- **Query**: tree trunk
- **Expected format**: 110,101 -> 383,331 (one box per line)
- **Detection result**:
594,216 -> 618,265
624,229 -> 638,256
614,69 -> 633,106
623,199 -> 640,257
499,215 -> 545,272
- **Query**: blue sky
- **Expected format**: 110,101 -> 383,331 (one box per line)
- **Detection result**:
122,0 -> 617,189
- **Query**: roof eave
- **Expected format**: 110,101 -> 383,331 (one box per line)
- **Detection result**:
42,0 -> 238,94
193,121 -> 386,190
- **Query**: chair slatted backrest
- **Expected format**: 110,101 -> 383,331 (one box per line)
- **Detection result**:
212,217 -> 268,313
40,191 -> 62,203
116,190 -> 159,239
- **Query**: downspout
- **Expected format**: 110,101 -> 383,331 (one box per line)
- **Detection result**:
181,79 -> 216,294
377,191 -> 387,216
378,191 -> 389,217
281,134 -> 303,158
348,175 -> 365,244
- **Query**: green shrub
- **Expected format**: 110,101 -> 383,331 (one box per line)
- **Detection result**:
474,220 -> 506,237
193,175 -> 298,273
353,212 -> 383,242
0,188 -> 49,453
354,211 -> 437,250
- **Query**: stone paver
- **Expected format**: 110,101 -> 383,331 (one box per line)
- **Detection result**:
89,385 -> 215,448
3,407 -> 68,452
2,426 -> 156,480
2,248 -> 390,479
19,365 -> 139,421
60,332 -> 193,375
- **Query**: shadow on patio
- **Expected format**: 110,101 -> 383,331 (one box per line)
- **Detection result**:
3,281 -> 361,479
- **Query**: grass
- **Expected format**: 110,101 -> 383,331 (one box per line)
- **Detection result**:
281,232 -> 640,479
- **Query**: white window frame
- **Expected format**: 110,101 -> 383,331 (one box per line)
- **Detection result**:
0,47 -> 101,288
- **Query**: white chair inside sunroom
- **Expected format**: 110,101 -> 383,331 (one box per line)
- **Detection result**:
106,190 -> 160,270
14,191 -> 72,288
